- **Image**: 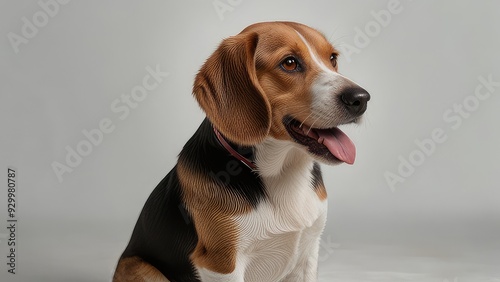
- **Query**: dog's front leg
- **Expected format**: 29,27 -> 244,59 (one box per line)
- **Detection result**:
282,212 -> 327,282
281,238 -> 321,282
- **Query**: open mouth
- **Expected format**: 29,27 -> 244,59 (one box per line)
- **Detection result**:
284,117 -> 356,164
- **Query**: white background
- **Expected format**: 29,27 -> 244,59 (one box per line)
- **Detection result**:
1,1 -> 499,281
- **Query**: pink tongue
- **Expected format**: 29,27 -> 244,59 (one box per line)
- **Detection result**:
316,127 -> 356,164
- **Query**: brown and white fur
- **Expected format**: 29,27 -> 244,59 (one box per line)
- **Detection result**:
113,21 -> 370,282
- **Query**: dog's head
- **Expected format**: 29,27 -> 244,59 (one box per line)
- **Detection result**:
193,21 -> 370,165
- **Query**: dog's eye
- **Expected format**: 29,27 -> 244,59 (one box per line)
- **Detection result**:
330,54 -> 338,68
330,53 -> 338,68
281,56 -> 300,72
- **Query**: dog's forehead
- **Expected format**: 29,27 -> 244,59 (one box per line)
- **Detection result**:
241,22 -> 333,53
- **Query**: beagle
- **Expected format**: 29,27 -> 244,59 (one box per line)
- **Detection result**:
113,21 -> 370,282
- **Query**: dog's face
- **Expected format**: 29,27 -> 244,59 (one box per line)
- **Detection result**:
194,22 -> 370,165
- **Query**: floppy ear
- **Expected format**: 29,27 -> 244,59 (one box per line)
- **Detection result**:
193,32 -> 271,145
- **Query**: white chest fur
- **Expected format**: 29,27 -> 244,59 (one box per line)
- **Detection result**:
234,138 -> 328,282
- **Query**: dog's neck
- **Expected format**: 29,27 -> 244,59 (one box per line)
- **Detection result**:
210,121 -> 314,179
203,119 -> 315,180
213,126 -> 257,170
213,128 -> 314,179
254,137 -> 314,178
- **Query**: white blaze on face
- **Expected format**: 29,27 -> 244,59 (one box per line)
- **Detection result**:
294,31 -> 346,128
294,31 -> 335,74
294,30 -> 366,128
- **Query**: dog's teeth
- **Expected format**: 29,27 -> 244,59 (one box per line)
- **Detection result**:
318,137 -> 324,144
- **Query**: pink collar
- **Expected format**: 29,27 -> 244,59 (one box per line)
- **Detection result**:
213,127 -> 257,170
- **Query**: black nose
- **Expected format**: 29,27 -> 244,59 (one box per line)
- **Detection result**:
340,86 -> 370,116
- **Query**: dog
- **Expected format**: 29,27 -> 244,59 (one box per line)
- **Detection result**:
113,21 -> 370,282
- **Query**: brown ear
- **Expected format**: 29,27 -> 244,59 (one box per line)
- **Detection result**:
193,32 -> 271,145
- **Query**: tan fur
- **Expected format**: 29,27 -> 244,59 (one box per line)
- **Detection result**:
177,159 -> 252,274
113,256 -> 169,282
315,182 -> 328,201
193,32 -> 272,146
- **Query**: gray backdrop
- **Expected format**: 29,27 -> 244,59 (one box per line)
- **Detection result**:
1,1 -> 499,281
